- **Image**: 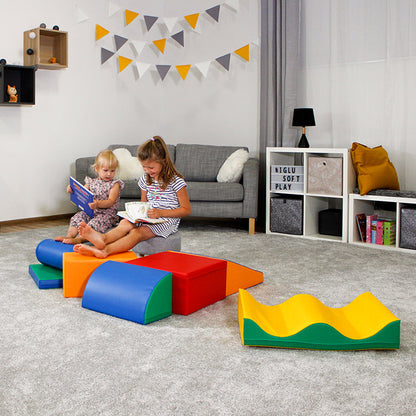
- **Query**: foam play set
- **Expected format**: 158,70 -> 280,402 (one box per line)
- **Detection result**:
29,239 -> 263,325
238,289 -> 400,350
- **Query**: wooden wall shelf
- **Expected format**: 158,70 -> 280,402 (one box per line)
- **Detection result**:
24,28 -> 68,69
0,64 -> 36,105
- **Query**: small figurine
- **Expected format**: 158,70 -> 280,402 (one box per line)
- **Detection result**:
49,57 -> 57,63
7,85 -> 18,103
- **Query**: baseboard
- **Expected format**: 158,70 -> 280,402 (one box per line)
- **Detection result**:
0,213 -> 72,227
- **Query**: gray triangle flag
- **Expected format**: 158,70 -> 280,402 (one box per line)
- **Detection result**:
101,48 -> 115,64
206,5 -> 220,22
171,31 -> 184,47
156,65 -> 171,81
114,35 -> 128,51
216,53 -> 231,70
144,15 -> 158,31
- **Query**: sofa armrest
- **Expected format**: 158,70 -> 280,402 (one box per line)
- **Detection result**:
242,158 -> 259,218
75,157 -> 96,183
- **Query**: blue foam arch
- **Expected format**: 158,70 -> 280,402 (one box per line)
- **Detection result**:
82,261 -> 172,324
36,239 -> 74,270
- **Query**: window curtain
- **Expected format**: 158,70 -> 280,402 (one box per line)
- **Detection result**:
299,0 -> 416,190
259,0 -> 301,225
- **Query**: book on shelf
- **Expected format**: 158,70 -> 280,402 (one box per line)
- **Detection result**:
366,214 -> 378,243
356,213 -> 366,242
371,219 -> 378,244
69,176 -> 94,218
376,220 -> 387,245
117,201 -> 166,224
383,220 -> 396,246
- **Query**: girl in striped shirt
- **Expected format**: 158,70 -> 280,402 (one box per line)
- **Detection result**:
74,136 -> 191,258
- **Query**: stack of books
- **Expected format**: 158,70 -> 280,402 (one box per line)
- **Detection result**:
356,213 -> 396,245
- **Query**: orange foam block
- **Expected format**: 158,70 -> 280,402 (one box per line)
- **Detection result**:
63,251 -> 137,298
225,260 -> 263,296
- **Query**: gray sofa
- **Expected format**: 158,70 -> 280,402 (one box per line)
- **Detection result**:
75,143 -> 259,234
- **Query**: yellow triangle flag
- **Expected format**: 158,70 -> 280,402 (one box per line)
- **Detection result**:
234,44 -> 250,61
153,38 -> 167,54
125,10 -> 139,25
184,13 -> 200,29
176,65 -> 191,80
118,56 -> 133,72
96,24 -> 110,41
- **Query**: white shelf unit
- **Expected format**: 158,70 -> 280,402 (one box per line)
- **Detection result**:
349,193 -> 416,252
266,147 -> 356,242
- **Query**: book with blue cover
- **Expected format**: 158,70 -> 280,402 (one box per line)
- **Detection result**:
69,176 -> 94,218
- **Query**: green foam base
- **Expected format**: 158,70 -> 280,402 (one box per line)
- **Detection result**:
29,264 -> 63,289
243,319 -> 401,350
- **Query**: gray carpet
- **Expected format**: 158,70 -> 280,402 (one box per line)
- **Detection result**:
1,220 -> 415,416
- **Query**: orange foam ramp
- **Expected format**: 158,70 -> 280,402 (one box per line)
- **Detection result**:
63,251 -> 137,298
169,251 -> 263,296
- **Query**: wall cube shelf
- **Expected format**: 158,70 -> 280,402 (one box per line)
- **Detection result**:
0,64 -> 36,105
24,28 -> 68,69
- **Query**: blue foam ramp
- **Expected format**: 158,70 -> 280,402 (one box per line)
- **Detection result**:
36,239 -> 74,270
82,261 -> 172,325
29,264 -> 63,289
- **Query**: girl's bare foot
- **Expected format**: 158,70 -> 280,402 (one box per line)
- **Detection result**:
60,236 -> 87,245
73,244 -> 108,258
78,222 -> 106,249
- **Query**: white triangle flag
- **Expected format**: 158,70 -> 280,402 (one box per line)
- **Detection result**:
130,40 -> 146,56
76,6 -> 89,23
163,17 -> 178,33
225,0 -> 240,12
135,62 -> 151,78
251,38 -> 260,48
195,61 -> 211,78
108,1 -> 120,16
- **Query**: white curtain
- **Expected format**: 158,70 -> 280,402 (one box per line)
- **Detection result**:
299,0 -> 416,189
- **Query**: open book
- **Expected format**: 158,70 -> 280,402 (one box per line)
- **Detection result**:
117,201 -> 166,224
69,176 -> 94,218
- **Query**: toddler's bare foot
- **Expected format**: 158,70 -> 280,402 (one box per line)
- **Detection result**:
74,244 -> 108,258
55,236 -> 65,242
59,236 -> 87,245
78,222 -> 105,249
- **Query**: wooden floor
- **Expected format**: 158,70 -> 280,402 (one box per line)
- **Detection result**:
0,216 -> 70,234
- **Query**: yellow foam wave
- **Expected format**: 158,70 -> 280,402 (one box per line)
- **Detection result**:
238,290 -> 399,340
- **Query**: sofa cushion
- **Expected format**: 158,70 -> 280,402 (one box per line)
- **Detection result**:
175,144 -> 247,182
186,182 -> 244,202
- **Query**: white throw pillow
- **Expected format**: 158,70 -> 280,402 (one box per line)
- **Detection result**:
113,148 -> 144,181
217,149 -> 249,183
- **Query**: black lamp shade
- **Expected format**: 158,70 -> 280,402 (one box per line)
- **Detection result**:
292,108 -> 316,127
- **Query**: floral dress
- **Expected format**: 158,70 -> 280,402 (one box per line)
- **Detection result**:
70,177 -> 124,233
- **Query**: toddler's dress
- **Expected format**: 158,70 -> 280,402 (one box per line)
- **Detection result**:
70,177 -> 124,233
138,175 -> 187,238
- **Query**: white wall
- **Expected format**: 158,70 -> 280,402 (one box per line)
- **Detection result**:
0,0 -> 260,222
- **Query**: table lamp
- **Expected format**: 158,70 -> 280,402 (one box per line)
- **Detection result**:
292,108 -> 316,148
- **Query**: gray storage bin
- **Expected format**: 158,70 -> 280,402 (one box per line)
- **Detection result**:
270,197 -> 303,235
400,206 -> 416,249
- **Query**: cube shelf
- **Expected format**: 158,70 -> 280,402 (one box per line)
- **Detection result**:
266,147 -> 356,243
24,28 -> 68,69
0,64 -> 35,105
348,193 -> 416,252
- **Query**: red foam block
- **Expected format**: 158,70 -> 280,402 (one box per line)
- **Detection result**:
128,251 -> 227,315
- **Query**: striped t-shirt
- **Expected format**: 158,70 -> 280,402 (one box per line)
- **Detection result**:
138,175 -> 187,238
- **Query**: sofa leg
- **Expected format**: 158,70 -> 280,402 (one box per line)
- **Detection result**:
248,218 -> 255,235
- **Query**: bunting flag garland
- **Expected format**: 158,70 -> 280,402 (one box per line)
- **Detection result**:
216,53 -> 231,71
76,6 -> 89,23
114,35 -> 128,51
163,17 -> 178,33
234,44 -> 249,61
125,10 -> 139,26
156,65 -> 171,81
195,61 -> 211,77
101,48 -> 115,64
130,40 -> 146,56
176,65 -> 191,80
184,13 -> 200,30
135,62 -> 151,78
96,24 -> 110,41
171,31 -> 184,47
224,0 -> 240,11
118,56 -> 133,73
205,5 -> 220,22
108,2 -> 120,17
152,39 -> 167,54
144,15 -> 159,31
